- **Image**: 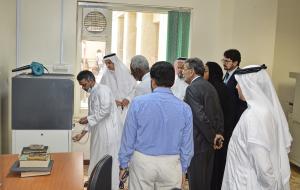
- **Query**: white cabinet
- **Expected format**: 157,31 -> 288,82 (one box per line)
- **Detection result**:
289,72 -> 300,167
72,123 -> 90,160
12,130 -> 71,154
289,119 -> 300,166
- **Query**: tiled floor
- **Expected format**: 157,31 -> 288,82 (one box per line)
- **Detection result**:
84,164 -> 300,190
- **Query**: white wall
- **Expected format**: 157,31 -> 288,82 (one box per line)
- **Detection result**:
17,0 -> 77,70
190,0 -> 278,73
0,0 -> 16,153
272,0 -> 300,114
216,0 -> 278,75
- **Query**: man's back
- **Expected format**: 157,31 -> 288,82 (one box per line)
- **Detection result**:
124,87 -> 192,155
119,87 -> 193,173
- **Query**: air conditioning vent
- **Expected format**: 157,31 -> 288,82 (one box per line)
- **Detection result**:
83,11 -> 107,33
81,7 -> 112,42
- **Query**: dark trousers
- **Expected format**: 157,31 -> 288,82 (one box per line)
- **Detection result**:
188,148 -> 215,190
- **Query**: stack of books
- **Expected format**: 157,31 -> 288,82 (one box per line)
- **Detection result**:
11,144 -> 53,177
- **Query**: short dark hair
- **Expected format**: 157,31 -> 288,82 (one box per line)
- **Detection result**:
150,61 -> 175,87
77,70 -> 95,81
185,57 -> 205,76
224,49 -> 241,65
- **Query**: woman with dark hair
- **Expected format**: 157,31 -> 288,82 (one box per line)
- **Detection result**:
204,62 -> 235,190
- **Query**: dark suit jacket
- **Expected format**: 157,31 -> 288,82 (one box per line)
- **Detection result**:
224,70 -> 247,125
184,77 -> 224,154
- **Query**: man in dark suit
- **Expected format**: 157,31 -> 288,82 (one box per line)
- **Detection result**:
222,49 -> 247,125
183,57 -> 224,190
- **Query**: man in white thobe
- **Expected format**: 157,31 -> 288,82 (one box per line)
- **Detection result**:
172,57 -> 188,100
73,70 -> 122,190
130,55 -> 151,96
101,53 -> 136,125
222,65 -> 292,190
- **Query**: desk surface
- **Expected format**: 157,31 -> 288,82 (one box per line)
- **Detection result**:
0,152 -> 84,190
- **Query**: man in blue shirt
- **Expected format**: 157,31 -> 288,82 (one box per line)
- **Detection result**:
119,61 -> 194,190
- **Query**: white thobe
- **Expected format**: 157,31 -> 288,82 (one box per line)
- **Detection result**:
100,71 -> 136,125
87,83 -> 122,190
171,76 -> 188,100
222,109 -> 290,190
134,72 -> 151,97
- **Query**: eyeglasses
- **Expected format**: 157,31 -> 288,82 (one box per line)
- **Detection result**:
221,59 -> 233,64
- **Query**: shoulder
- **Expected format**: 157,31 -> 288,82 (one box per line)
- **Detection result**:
100,71 -> 113,81
129,93 -> 154,112
248,106 -> 272,120
242,107 -> 274,150
98,83 -> 110,91
100,72 -> 108,83
227,74 -> 237,86
188,78 -> 216,93
243,106 -> 274,131
191,77 -> 210,86
138,79 -> 150,88
93,84 -> 112,96
131,93 -> 152,104
101,71 -> 110,78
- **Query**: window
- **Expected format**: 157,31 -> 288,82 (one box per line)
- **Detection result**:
77,2 -> 190,111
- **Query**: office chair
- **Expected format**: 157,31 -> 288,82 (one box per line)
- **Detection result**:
87,155 -> 112,190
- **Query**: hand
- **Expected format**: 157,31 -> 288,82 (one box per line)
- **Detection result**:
116,100 -> 123,107
122,99 -> 130,107
79,116 -> 88,124
213,134 -> 224,150
72,131 -> 87,142
119,169 -> 126,181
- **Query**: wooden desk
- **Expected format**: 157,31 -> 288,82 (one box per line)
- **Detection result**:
0,152 -> 84,190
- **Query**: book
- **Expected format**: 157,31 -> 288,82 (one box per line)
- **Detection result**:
20,152 -> 49,161
21,171 -> 51,178
22,145 -> 48,154
29,144 -> 45,150
10,160 -> 54,172
19,154 -> 51,167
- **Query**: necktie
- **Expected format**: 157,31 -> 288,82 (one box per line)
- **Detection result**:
224,72 -> 229,81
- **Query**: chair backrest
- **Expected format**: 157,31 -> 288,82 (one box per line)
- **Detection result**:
87,155 -> 112,190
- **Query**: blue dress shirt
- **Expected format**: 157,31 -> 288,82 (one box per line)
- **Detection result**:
118,87 -> 194,172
